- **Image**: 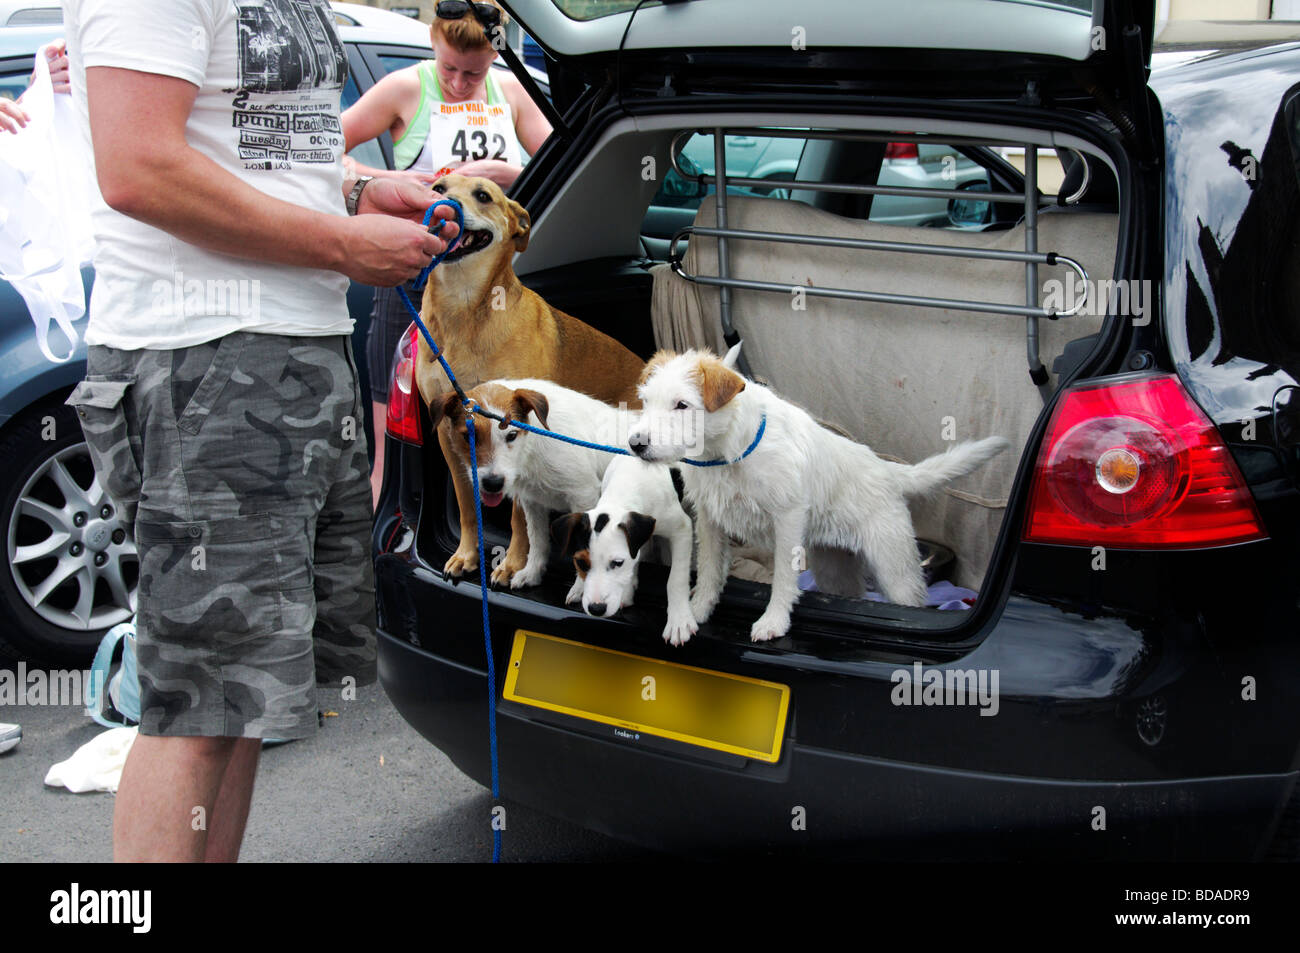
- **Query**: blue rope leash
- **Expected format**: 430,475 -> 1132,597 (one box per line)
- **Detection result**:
465,413 -> 501,864
405,198 -> 504,862
398,196 -> 766,864
489,411 -> 767,467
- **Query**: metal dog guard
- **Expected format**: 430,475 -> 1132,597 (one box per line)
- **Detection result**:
668,128 -> 1091,389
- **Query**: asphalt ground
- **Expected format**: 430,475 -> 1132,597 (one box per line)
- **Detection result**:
0,671 -> 658,862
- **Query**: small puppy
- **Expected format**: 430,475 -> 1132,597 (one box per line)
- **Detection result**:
430,379 -> 624,589
628,349 -> 1009,642
413,174 -> 644,580
552,457 -> 697,646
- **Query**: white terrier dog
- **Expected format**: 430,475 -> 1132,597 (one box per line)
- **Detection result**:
430,378 -> 624,590
628,349 -> 1009,642
552,457 -> 697,646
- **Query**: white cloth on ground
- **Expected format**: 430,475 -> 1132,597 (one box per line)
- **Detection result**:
44,725 -> 137,794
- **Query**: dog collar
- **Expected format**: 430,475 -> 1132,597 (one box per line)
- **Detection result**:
682,413 -> 766,468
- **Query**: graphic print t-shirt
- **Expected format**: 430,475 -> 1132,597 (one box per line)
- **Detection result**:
65,0 -> 353,349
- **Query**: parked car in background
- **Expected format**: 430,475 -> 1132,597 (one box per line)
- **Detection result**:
0,3 -> 60,28
373,0 -> 1300,860
0,2 -> 461,665
642,131 -> 1017,256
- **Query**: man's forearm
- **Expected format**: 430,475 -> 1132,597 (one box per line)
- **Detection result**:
84,65 -> 446,288
104,137 -> 351,275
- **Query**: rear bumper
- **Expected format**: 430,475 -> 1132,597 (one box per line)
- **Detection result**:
373,435 -> 1300,859
378,623 -> 1294,861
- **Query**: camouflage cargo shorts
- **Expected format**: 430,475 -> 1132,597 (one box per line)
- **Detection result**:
66,331 -> 377,739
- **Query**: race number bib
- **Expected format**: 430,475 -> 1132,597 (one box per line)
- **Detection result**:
426,98 -> 522,172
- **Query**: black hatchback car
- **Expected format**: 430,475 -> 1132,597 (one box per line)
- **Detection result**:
372,0 -> 1300,860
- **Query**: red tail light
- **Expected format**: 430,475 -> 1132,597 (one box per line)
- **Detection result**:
1023,374 -> 1267,548
884,141 -> 919,160
385,322 -> 422,445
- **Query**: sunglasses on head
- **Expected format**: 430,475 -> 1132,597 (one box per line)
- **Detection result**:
435,1 -> 502,27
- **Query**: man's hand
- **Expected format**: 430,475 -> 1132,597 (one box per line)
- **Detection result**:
42,40 -> 70,94
452,159 -> 522,188
337,177 -> 460,287
0,98 -> 29,134
356,175 -> 460,225
338,213 -> 459,288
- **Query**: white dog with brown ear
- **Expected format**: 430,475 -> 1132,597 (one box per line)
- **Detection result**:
628,349 -> 1009,642
551,457 -> 697,646
430,378 -> 623,591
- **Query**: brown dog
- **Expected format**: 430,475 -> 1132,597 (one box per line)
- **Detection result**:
413,174 -> 644,579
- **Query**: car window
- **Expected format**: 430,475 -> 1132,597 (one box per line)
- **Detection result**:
867,142 -> 993,229
652,131 -> 804,210
1,66 -> 29,105
995,147 -> 1066,197
342,67 -> 386,171
376,52 -> 430,76
640,130 -> 1025,251
641,132 -> 805,250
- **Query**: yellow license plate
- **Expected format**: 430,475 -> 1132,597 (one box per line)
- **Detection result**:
503,629 -> 790,763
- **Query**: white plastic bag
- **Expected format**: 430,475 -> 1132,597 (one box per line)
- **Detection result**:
44,725 -> 138,794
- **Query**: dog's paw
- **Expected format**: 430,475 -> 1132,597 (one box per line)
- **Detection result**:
564,576 -> 585,606
508,561 -> 544,589
749,610 -> 791,643
662,610 -> 698,647
443,548 -> 478,579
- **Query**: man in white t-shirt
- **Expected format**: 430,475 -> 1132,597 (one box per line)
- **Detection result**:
61,0 -> 459,862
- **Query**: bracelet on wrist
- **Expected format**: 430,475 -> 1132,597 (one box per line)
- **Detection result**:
346,175 -> 373,216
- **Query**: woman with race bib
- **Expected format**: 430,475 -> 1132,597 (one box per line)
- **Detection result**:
342,0 -> 551,502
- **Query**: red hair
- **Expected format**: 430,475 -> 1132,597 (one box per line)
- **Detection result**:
431,1 -> 509,54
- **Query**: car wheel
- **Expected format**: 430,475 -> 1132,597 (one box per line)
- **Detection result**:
0,399 -> 138,667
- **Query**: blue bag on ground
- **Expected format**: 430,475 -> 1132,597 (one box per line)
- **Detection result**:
85,620 -> 140,728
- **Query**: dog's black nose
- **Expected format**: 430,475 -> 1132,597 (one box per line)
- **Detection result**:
481,474 -> 504,493
587,602 -> 607,617
628,433 -> 649,457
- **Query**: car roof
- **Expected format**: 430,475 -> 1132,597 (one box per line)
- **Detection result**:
506,0 -> 1110,61
0,6 -> 547,87
332,1 -> 431,45
0,3 -> 432,50
1151,18 -> 1300,75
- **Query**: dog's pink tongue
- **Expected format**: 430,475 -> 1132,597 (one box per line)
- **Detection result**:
481,491 -> 504,508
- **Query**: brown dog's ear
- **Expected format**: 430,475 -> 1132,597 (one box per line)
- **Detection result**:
507,388 -> 549,429
620,512 -> 657,559
695,355 -> 746,412
638,349 -> 677,388
550,512 -> 591,556
429,391 -> 464,429
506,198 -> 531,252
